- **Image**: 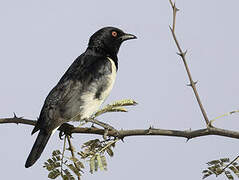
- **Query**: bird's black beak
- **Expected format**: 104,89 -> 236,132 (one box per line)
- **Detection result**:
120,33 -> 137,42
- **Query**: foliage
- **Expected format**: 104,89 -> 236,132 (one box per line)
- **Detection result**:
43,150 -> 83,179
94,99 -> 137,117
43,99 -> 137,179
78,138 -> 118,174
202,157 -> 239,180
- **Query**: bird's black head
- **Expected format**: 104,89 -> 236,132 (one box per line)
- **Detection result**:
88,27 -> 137,58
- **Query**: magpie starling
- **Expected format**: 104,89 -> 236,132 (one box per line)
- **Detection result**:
25,27 -> 136,168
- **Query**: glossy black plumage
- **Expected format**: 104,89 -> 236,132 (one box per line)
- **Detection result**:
25,27 -> 136,168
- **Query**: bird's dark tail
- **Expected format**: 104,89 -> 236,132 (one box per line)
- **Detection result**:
25,130 -> 51,168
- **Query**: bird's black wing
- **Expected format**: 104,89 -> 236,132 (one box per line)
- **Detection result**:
32,52 -> 113,134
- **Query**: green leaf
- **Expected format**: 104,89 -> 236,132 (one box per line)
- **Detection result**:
235,166 -> 239,171
70,156 -> 85,169
94,106 -> 127,117
110,99 -> 138,107
207,160 -> 220,165
101,156 -> 107,171
62,169 -> 75,180
202,172 -> 212,179
229,166 -> 239,177
225,171 -> 234,180
94,157 -> 98,172
52,150 -> 61,157
202,170 -> 209,173
48,169 -> 61,179
106,147 -> 114,157
82,139 -> 100,148
66,164 -> 81,177
90,156 -> 95,174
97,154 -> 104,171
220,158 -> 230,163
94,99 -> 137,117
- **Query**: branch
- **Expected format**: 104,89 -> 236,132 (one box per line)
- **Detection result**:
0,116 -> 36,126
66,135 -> 81,180
2,117 -> 239,140
169,0 -> 210,126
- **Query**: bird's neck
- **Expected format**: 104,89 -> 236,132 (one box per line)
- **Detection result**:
86,46 -> 118,70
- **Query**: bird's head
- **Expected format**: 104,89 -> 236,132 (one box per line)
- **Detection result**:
88,27 -> 137,57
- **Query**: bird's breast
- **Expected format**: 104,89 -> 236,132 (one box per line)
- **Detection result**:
77,57 -> 117,120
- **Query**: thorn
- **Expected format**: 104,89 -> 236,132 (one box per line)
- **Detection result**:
149,125 -> 154,129
177,50 -> 188,58
183,50 -> 188,56
169,26 -> 173,32
187,80 -> 198,87
13,112 -> 17,118
147,127 -> 153,135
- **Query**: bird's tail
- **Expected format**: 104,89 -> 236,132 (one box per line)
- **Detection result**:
25,130 -> 51,168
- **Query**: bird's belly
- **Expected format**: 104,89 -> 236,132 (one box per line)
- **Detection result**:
80,65 -> 116,119
79,93 -> 104,119
64,57 -> 116,121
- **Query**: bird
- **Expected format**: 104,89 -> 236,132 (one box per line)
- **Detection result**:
25,27 -> 137,168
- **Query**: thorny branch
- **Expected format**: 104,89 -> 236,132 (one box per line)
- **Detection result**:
169,0 -> 210,126
2,116 -> 239,140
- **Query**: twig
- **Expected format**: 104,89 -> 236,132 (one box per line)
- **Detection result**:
66,135 -> 81,180
98,138 -> 119,154
210,110 -> 239,125
0,116 -> 36,126
2,117 -> 239,140
169,1 -> 210,126
60,136 -> 67,177
85,118 -> 116,131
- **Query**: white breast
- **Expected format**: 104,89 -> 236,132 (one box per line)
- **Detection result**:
80,57 -> 117,119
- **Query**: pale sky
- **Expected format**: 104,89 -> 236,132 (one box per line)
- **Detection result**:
1,0 -> 239,180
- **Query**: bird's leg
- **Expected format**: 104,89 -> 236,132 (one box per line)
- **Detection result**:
58,123 -> 75,140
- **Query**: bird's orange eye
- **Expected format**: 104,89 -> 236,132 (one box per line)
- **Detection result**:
112,31 -> 117,37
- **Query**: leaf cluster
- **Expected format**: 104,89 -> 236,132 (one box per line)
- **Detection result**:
94,99 -> 137,117
78,138 -> 118,174
203,158 -> 239,180
43,99 -> 137,179
43,150 -> 84,180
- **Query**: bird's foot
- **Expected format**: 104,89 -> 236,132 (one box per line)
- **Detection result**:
58,123 -> 75,140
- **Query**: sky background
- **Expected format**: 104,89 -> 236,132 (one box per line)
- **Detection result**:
1,0 -> 239,179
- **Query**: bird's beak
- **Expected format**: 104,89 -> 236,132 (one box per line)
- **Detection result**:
120,33 -> 137,42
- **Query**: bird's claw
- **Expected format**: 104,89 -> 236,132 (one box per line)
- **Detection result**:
58,123 -> 74,140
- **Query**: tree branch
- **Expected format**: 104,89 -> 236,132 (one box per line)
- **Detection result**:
2,116 -> 239,140
169,0 -> 210,126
